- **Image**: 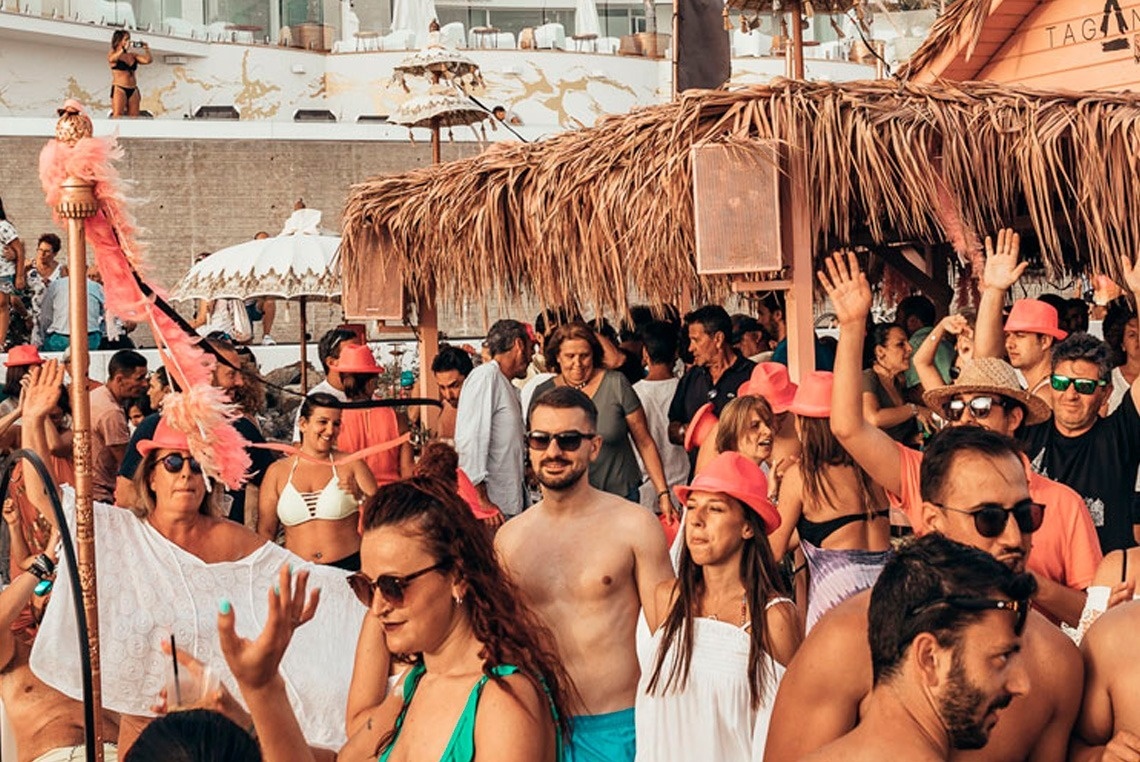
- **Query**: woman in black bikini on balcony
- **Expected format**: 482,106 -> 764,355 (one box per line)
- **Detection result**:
109,29 -> 151,118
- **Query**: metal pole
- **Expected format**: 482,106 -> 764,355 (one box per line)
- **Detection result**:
56,174 -> 106,762
299,295 -> 309,393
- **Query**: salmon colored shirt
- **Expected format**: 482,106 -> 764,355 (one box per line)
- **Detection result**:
891,443 -> 1102,590
338,407 -> 402,486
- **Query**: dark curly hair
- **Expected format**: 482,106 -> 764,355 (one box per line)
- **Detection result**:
362,477 -> 576,746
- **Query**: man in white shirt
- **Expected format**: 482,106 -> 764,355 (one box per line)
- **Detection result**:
456,319 -> 532,518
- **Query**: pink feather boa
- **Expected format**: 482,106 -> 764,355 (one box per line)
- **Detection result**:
39,120 -> 251,489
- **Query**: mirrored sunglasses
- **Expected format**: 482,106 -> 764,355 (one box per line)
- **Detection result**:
1050,374 -> 1106,395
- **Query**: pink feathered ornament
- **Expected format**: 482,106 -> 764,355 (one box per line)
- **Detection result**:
38,101 -> 251,489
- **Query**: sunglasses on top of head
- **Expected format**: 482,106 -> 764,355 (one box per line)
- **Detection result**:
346,560 -> 450,607
526,430 -> 595,452
932,498 -> 1045,538
943,396 -> 1012,422
910,596 -> 1030,636
1050,374 -> 1106,395
159,453 -> 203,475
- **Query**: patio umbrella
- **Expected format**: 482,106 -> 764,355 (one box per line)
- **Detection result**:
574,0 -> 601,38
392,46 -> 484,90
392,0 -> 439,46
172,207 -> 341,392
393,91 -> 490,162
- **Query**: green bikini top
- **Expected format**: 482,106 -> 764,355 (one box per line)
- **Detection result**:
377,662 -> 564,762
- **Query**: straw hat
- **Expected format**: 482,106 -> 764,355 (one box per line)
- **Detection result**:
738,362 -> 798,413
684,402 -> 718,453
674,451 -> 781,533
137,417 -> 192,456
788,371 -> 833,418
1004,300 -> 1067,340
922,357 -> 1052,426
335,344 -> 384,375
4,345 -> 44,368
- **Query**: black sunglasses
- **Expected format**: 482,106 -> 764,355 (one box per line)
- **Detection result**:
943,396 -> 1011,422
911,596 -> 1030,636
347,561 -> 449,607
526,430 -> 595,452
1050,374 -> 1106,395
933,499 -> 1045,538
159,453 -> 202,475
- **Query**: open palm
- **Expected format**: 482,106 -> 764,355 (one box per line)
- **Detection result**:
819,251 -> 871,325
982,229 -> 1025,291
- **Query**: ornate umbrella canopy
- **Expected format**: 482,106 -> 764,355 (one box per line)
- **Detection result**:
172,208 -> 341,301
392,91 -> 490,131
392,46 -> 485,90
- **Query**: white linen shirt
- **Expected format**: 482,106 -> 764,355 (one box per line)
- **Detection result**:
455,359 -> 526,516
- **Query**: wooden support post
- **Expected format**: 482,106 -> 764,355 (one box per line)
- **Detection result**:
782,147 -> 815,382
418,292 -> 440,431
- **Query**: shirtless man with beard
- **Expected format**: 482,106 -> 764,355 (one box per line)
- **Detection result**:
802,535 -> 1034,762
763,254 -> 1082,762
496,386 -> 674,762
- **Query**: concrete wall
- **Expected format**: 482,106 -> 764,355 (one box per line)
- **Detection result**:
0,134 -> 493,343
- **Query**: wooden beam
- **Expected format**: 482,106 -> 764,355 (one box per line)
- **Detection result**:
874,244 -> 954,311
782,147 -> 815,382
418,293 -> 440,431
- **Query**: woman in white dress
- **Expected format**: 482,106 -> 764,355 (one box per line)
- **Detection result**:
635,451 -> 801,762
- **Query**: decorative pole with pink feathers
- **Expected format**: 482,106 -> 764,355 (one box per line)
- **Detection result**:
52,101 -> 107,762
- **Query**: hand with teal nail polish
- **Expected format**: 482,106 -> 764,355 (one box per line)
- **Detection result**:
217,564 -> 321,694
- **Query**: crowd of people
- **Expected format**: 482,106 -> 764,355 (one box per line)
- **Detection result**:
2,229 -> 1140,761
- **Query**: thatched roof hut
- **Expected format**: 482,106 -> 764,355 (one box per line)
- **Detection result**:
341,78 -> 1140,318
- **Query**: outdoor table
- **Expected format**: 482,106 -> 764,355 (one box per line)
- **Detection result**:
355,30 -> 380,50
471,26 -> 501,48
572,32 -> 598,52
226,24 -> 262,43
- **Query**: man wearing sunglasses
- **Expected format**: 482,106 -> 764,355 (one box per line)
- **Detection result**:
496,387 -> 674,762
826,251 -> 1102,627
1018,330 -> 1140,555
802,535 -> 1034,761
766,425 -> 1083,762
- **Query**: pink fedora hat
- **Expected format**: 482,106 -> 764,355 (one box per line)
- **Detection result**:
4,345 -> 44,368
738,362 -> 798,414
335,344 -> 384,375
674,451 -> 781,533
136,417 -> 192,456
788,371 -> 833,418
684,402 -> 718,453
1004,300 -> 1067,340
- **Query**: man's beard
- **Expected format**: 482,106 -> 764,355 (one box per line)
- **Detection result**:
941,648 -> 1013,750
535,457 -> 589,491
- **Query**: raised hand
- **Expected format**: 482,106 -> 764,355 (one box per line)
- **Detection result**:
936,314 -> 972,337
217,565 -> 320,693
981,229 -> 1025,291
819,251 -> 871,326
21,360 -> 64,421
1120,254 -> 1140,298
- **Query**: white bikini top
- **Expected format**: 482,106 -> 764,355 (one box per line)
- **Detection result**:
277,454 -> 359,527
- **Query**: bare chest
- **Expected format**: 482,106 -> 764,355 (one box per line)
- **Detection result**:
511,534 -> 634,608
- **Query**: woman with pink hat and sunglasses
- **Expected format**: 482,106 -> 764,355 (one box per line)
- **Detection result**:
259,391 -> 378,571
768,371 -> 891,632
636,451 -> 800,762
18,361 -> 365,753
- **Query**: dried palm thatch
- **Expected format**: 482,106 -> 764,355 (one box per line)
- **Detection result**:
896,0 -> 993,81
727,0 -> 858,14
342,78 -> 1140,318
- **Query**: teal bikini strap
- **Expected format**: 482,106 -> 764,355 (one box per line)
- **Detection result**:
376,663 -> 427,762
